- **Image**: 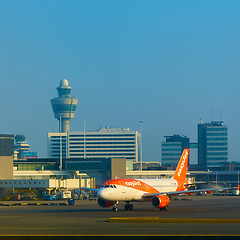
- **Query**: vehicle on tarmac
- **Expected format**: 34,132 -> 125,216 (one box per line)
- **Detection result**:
82,149 -> 237,211
43,195 -> 56,201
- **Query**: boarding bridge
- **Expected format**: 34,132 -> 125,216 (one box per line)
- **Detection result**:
0,178 -> 93,189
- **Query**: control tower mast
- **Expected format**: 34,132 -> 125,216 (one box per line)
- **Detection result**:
51,79 -> 78,133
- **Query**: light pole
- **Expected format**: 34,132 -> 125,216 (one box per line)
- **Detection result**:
84,117 -> 86,159
216,171 -> 218,187
139,120 -> 143,171
238,171 -> 239,187
59,115 -> 62,171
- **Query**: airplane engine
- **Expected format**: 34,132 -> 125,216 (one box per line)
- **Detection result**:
97,198 -> 114,208
152,195 -> 169,209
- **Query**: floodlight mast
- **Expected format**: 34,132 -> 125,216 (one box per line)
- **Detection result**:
139,120 -> 143,171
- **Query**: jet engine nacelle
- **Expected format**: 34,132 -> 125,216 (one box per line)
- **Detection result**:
152,195 -> 170,209
97,198 -> 114,208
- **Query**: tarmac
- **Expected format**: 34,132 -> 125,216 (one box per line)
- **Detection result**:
0,195 -> 239,238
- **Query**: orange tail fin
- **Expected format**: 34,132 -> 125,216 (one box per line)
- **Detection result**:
173,149 -> 189,181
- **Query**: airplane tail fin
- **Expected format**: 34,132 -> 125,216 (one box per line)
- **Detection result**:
173,149 -> 189,181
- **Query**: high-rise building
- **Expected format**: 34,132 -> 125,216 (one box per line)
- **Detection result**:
48,128 -> 139,162
0,134 -> 14,157
0,134 -> 14,179
198,121 -> 228,171
50,79 -> 78,133
161,135 -> 189,166
14,135 -> 38,160
14,135 -> 30,159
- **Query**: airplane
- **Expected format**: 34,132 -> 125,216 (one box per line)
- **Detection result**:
82,149 -> 237,212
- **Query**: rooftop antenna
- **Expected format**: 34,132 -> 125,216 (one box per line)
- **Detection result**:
84,117 -> 86,159
220,109 -> 223,121
59,115 -> 62,171
211,107 -> 213,122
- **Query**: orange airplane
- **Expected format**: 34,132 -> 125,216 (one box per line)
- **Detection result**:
83,149 -> 236,211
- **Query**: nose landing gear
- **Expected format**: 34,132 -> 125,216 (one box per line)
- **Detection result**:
112,201 -> 119,212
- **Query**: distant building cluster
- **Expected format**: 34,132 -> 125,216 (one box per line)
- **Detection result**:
161,121 -> 228,171
8,79 -> 233,177
0,78 -> 238,200
47,79 -> 140,172
10,79 -> 230,172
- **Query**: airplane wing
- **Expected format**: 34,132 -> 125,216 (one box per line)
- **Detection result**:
80,187 -> 99,192
142,186 -> 236,198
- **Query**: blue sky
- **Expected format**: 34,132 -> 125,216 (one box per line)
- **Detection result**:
1,0 -> 240,163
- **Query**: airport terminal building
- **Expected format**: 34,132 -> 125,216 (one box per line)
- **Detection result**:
48,128 -> 139,162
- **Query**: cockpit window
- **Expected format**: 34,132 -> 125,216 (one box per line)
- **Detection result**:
102,185 -> 117,188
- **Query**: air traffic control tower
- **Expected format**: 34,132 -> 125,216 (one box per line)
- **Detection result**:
51,79 -> 78,133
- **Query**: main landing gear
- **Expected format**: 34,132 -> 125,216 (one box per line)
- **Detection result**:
124,202 -> 133,211
111,202 -> 134,211
159,206 -> 168,211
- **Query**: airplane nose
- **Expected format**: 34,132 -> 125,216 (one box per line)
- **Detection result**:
98,188 -> 107,200
98,188 -> 113,200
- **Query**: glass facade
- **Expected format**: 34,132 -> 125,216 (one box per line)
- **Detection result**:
48,128 -> 139,162
161,135 -> 189,166
198,121 -> 228,170
0,135 -> 14,156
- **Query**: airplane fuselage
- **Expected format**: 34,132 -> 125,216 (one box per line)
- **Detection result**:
95,149 -> 193,211
98,178 -> 188,202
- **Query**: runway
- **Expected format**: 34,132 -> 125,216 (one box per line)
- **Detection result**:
0,195 -> 239,237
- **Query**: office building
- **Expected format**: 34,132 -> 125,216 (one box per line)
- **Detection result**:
198,121 -> 228,171
161,135 -> 189,166
0,134 -> 14,179
14,135 -> 30,159
51,79 -> 78,133
14,135 -> 38,160
48,127 -> 139,162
